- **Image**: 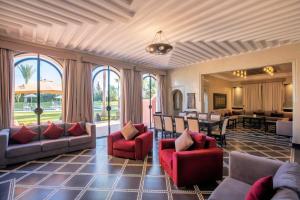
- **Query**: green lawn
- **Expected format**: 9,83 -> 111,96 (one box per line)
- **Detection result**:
14,111 -> 61,125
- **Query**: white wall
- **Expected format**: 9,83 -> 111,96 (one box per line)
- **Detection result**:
167,43 -> 300,144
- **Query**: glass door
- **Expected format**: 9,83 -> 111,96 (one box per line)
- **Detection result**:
142,74 -> 157,128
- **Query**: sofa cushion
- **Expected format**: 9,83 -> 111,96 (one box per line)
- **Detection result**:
208,177 -> 251,200
175,129 -> 194,152
6,141 -> 41,158
68,135 -> 91,146
40,123 -> 65,139
245,176 -> 274,200
121,121 -> 139,140
113,139 -> 135,152
11,126 -> 38,144
10,126 -> 40,143
189,132 -> 206,150
160,149 -> 175,170
41,137 -> 69,151
133,123 -> 145,134
273,162 -> 300,194
68,123 -> 86,136
271,188 -> 299,200
42,123 -> 64,139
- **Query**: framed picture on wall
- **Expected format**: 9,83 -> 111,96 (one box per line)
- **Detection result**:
187,93 -> 196,109
213,93 -> 227,109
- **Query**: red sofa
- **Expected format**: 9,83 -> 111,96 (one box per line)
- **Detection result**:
107,124 -> 153,160
159,133 -> 223,187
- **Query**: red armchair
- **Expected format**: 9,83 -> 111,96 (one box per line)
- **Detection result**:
107,124 -> 153,160
159,133 -> 223,187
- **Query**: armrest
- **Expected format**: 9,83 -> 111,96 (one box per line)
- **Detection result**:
0,129 -> 9,166
172,148 -> 223,186
135,131 -> 153,159
85,123 -> 96,148
229,151 -> 283,185
107,131 -> 123,155
159,139 -> 176,150
205,136 -> 217,148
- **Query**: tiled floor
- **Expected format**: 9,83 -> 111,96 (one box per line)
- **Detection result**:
0,125 -> 291,200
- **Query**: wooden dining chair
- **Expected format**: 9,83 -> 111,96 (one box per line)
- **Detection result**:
153,114 -> 164,138
210,114 -> 221,121
198,113 -> 208,120
178,112 -> 186,117
187,112 -> 197,118
163,115 -> 175,138
174,116 -> 185,137
187,117 -> 200,132
211,118 -> 229,147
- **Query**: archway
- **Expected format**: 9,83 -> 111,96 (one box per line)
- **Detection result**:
172,89 -> 183,115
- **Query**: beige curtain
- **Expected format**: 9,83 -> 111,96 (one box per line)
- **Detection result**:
262,82 -> 284,112
0,48 -> 14,129
120,68 -> 142,125
157,74 -> 168,114
63,60 -> 93,123
242,83 -> 262,112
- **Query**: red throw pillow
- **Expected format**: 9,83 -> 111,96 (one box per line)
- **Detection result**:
133,123 -> 145,133
43,123 -> 64,139
189,132 -> 206,150
68,123 -> 85,136
12,126 -> 37,144
245,176 -> 274,200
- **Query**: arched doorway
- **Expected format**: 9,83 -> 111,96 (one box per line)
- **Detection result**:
142,74 -> 157,127
172,89 -> 183,116
14,53 -> 63,125
93,65 -> 120,136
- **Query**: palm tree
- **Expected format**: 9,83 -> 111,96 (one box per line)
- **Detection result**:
18,64 -> 36,84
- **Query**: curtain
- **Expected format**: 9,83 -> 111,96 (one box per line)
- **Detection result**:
262,82 -> 284,112
63,60 -> 93,123
0,48 -> 14,129
242,83 -> 262,112
120,69 -> 143,125
157,74 -> 168,114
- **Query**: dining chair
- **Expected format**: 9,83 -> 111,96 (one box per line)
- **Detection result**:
210,114 -> 221,121
153,114 -> 164,138
211,118 -> 229,147
198,113 -> 208,120
187,112 -> 197,118
187,117 -> 200,132
174,116 -> 185,137
178,112 -> 186,117
163,115 -> 175,138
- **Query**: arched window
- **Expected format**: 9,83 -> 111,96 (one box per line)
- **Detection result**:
93,65 -> 120,136
14,53 -> 63,126
142,73 -> 157,127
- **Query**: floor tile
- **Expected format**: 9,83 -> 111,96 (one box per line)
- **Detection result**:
111,191 -> 138,200
18,188 -> 53,200
58,164 -> 82,173
17,173 -> 48,185
143,177 -> 166,190
123,166 -> 143,175
0,172 -> 27,182
115,176 -> 141,189
64,174 -> 93,187
71,156 -> 91,163
89,175 -> 117,189
172,193 -> 199,200
80,190 -> 108,200
37,163 -> 63,172
48,189 -> 81,200
39,174 -> 71,186
53,155 -> 74,162
17,162 -> 45,171
142,192 -> 168,200
146,166 -> 164,176
14,187 -> 28,198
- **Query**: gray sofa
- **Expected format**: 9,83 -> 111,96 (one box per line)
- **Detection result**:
276,120 -> 293,137
209,151 -> 299,200
0,122 -> 96,168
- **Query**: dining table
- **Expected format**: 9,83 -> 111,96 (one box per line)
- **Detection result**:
183,116 -> 222,136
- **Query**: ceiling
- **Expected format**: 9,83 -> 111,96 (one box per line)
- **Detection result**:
209,63 -> 292,82
0,0 -> 299,69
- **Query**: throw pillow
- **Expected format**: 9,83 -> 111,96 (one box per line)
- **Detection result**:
273,162 -> 300,195
133,123 -> 145,133
175,129 -> 194,152
245,176 -> 274,200
189,132 -> 206,150
11,126 -> 37,144
43,123 -> 64,139
68,122 -> 85,136
121,121 -> 139,140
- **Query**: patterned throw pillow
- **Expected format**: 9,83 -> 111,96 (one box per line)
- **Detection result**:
121,121 -> 139,140
43,123 -> 64,139
11,126 -> 37,144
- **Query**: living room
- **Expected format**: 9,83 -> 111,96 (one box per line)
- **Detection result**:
0,1 -> 300,200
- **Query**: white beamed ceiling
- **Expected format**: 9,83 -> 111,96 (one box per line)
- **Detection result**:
0,0 -> 299,69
